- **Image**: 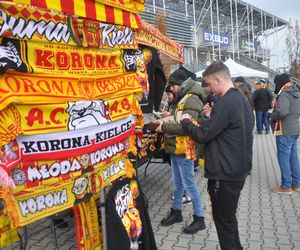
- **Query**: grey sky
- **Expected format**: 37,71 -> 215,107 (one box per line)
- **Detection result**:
243,0 -> 299,23
242,0 -> 300,69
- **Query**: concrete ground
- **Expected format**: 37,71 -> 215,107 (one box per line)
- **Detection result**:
3,133 -> 300,250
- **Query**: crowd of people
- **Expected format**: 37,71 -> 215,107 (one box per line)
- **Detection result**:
153,61 -> 300,250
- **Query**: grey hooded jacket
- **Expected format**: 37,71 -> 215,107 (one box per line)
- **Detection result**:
271,85 -> 300,135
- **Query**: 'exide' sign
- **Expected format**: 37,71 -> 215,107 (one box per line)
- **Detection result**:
203,29 -> 231,47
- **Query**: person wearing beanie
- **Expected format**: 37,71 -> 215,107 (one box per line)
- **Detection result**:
271,73 -> 300,194
234,76 -> 252,92
155,66 -> 207,234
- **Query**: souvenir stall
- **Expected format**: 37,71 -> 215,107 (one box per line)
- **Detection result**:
0,1 -> 183,249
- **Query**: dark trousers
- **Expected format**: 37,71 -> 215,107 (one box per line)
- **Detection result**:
207,179 -> 245,250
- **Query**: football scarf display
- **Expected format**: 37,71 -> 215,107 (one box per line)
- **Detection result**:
7,139 -> 128,193
4,0 -> 141,28
0,2 -> 137,50
0,94 -> 143,148
0,72 -> 142,111
0,115 -> 135,170
11,155 -> 134,227
0,38 -> 140,77
74,197 -> 102,250
106,178 -> 157,250
136,20 -> 184,63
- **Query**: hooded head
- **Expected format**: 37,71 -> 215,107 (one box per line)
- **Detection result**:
169,66 -> 196,86
274,73 -> 290,94
168,66 -> 196,95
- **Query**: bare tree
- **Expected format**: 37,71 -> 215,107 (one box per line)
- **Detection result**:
286,19 -> 300,79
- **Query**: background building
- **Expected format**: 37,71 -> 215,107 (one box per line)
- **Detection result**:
140,0 -> 288,80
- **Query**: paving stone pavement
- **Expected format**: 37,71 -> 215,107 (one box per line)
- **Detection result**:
3,133 -> 300,250
139,133 -> 300,250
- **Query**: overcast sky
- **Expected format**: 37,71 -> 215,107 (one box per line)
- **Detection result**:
242,0 -> 300,69
244,0 -> 300,23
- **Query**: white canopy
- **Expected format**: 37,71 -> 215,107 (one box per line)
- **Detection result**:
196,58 -> 268,79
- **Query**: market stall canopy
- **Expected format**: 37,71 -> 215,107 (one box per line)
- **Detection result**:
196,58 -> 268,78
136,19 -> 184,63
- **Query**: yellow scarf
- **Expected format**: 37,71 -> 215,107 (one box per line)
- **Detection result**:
0,94 -> 143,148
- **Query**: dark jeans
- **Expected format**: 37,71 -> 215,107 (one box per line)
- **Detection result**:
208,179 -> 245,250
255,111 -> 270,133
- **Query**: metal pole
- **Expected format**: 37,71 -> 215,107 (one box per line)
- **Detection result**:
100,188 -> 108,250
193,0 -> 198,62
210,0 -> 215,60
152,0 -> 156,14
251,6 -> 255,60
230,0 -> 235,59
265,12 -> 269,67
235,0 -> 239,60
247,5 -> 250,57
163,0 -> 165,11
216,0 -> 221,59
185,0 -> 188,18
261,10 -> 264,62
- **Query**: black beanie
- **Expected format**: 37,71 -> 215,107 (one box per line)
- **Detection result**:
169,66 -> 196,86
235,76 -> 246,83
274,73 -> 290,94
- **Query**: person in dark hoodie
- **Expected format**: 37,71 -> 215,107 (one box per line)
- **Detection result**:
271,73 -> 300,194
180,61 -> 254,250
252,80 -> 273,134
155,66 -> 207,234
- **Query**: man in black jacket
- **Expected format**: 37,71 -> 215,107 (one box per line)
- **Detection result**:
181,61 -> 254,250
252,80 -> 273,134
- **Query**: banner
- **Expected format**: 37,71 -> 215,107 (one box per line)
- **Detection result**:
5,0 -> 141,28
0,115 -> 135,170
0,72 -> 142,111
0,38 -> 141,76
12,155 -> 132,226
8,140 -> 128,193
0,2 -> 137,49
136,20 -> 184,63
0,94 -> 143,148
202,28 -> 231,47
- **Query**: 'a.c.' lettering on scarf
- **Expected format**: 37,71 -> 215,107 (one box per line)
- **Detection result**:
0,94 -> 143,148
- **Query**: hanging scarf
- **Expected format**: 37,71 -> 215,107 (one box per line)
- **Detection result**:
4,0 -> 142,28
0,2 -> 137,50
0,72 -> 142,111
74,197 -> 102,250
0,115 -> 135,171
273,83 -> 291,136
5,155 -> 134,227
0,94 -> 143,149
0,38 -> 140,77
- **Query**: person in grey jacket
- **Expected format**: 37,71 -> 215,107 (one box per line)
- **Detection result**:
271,73 -> 300,194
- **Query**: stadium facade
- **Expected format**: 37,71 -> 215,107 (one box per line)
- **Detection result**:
140,0 -> 288,76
